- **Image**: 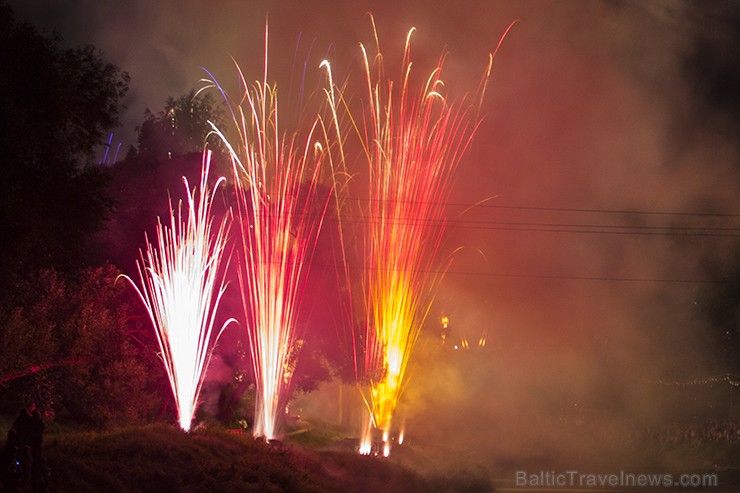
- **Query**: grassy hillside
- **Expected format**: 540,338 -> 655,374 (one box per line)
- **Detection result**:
34,423 -> 491,493
18,418 -> 738,492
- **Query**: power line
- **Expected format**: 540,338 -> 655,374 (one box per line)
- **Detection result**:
349,197 -> 740,218
319,217 -> 740,240
447,223 -> 740,237
257,202 -> 740,238
304,260 -> 728,285
223,197 -> 740,284
331,215 -> 740,237
235,189 -> 740,219
444,202 -> 740,218
441,270 -> 726,284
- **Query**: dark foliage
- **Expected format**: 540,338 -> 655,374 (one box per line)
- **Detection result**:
0,3 -> 129,286
135,89 -> 226,160
0,265 -> 164,426
100,152 -> 212,276
699,251 -> 740,374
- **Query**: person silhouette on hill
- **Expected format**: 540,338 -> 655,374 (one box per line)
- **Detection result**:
9,401 -> 45,490
12,404 -> 34,447
28,407 -> 44,460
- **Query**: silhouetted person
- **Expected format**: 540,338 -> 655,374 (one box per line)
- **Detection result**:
12,403 -> 35,448
11,402 -> 42,489
28,408 -> 44,460
3,428 -> 18,462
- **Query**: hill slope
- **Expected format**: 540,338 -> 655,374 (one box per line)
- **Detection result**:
38,424 -> 484,493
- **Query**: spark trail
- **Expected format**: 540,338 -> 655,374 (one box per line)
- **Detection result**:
122,151 -> 233,432
206,28 -> 339,440
339,20 -> 500,455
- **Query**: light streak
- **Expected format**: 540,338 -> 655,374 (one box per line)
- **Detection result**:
478,331 -> 487,348
359,409 -> 374,455
358,441 -> 373,455
122,151 -> 234,431
99,133 -> 113,165
205,26 -> 339,439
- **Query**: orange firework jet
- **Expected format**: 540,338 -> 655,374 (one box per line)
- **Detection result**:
328,17 -> 512,454
205,27 -> 341,440
122,151 -> 234,432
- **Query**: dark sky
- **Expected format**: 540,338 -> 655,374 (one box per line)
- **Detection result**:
7,0 -> 740,466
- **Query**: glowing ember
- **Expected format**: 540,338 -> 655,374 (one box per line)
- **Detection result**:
359,441 -> 373,455
122,151 -> 234,432
206,27 -> 338,440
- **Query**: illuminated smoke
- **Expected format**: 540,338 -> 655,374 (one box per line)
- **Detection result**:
122,151 -> 234,432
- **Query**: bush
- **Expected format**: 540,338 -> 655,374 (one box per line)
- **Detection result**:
0,265 -> 163,426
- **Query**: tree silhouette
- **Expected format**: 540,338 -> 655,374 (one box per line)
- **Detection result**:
135,90 -> 225,160
0,4 -> 129,287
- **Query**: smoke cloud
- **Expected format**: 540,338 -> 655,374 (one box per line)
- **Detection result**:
8,0 -> 739,480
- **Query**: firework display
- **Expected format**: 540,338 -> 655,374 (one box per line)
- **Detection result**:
15,2 -> 740,488
341,21 -> 496,455
122,151 -> 234,432
125,19 -> 504,449
206,28 -> 339,440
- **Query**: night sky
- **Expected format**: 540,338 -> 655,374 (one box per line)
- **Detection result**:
6,0 -> 740,467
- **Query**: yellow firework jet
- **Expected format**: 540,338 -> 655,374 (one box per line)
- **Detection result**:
326,17 -> 513,454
